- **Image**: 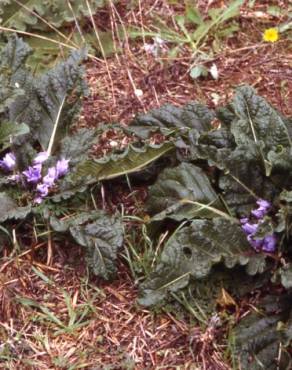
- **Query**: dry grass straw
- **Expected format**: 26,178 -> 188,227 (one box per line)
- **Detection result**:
0,252 -> 229,369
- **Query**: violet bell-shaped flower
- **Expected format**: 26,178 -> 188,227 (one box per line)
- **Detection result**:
56,158 -> 69,177
0,152 -> 16,171
251,199 -> 271,219
23,164 -> 42,183
34,158 -> 70,204
240,208 -> 277,253
43,167 -> 57,187
262,234 -> 277,253
36,182 -> 49,197
241,222 -> 258,235
247,234 -> 263,251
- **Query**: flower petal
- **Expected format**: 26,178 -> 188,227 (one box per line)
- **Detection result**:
33,151 -> 49,165
0,152 -> 16,171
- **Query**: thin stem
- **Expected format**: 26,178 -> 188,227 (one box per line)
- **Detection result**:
85,0 -> 116,107
0,25 -> 103,63
47,95 -> 66,156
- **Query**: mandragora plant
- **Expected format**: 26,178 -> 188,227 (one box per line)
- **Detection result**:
0,35 -> 174,279
130,86 -> 292,368
1,35 -> 291,369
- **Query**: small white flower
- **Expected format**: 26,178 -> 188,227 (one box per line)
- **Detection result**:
15,82 -> 20,88
109,140 -> 118,148
134,89 -> 143,97
210,64 -> 219,80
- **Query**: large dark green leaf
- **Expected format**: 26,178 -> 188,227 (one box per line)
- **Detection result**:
198,127 -> 235,149
0,36 -> 29,113
69,212 -> 123,280
139,218 -> 266,306
0,192 -> 31,222
267,147 -> 292,187
128,102 -> 215,139
0,36 -> 87,158
218,146 -> 276,216
171,267 -> 270,320
147,162 -> 226,221
12,52 -> 86,150
59,128 -> 97,167
74,142 -> 175,182
51,210 -> 123,280
189,131 -> 276,216
0,122 -> 29,149
280,264 -> 292,289
232,293 -> 292,370
230,86 -> 291,154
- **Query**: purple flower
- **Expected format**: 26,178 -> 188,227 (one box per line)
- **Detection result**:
241,222 -> 258,235
256,199 -> 271,209
33,151 -> 49,165
43,167 -> 57,187
34,196 -> 44,204
247,234 -> 263,251
251,209 -> 265,219
262,234 -> 277,253
0,152 -> 16,171
240,199 -> 276,253
251,199 -> 271,219
36,183 -> 49,197
23,164 -> 42,183
56,158 -> 69,177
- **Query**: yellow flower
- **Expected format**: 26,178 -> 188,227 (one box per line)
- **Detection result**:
263,28 -> 279,43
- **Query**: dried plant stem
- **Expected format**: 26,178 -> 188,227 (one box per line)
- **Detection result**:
85,0 -> 116,107
0,25 -> 103,63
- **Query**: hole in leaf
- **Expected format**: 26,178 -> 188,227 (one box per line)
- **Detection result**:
183,247 -> 192,259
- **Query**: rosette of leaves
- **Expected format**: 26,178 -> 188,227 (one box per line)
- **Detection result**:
136,86 -> 292,368
0,36 -> 177,277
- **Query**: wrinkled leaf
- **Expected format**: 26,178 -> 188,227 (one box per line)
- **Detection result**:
74,142 -> 175,182
280,264 -> 292,289
0,36 -> 29,113
147,162 -> 226,221
128,102 -> 214,139
0,192 -> 31,222
69,212 -> 123,280
173,266 -> 270,319
232,293 -> 292,370
59,128 -> 97,167
218,145 -> 276,216
139,218 -> 266,306
189,132 -> 276,216
0,122 -> 29,149
230,86 -> 291,155
0,36 -> 87,161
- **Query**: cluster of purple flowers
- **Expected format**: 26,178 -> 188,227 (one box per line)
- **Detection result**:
0,152 -> 16,171
0,151 -> 69,204
240,199 -> 277,253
